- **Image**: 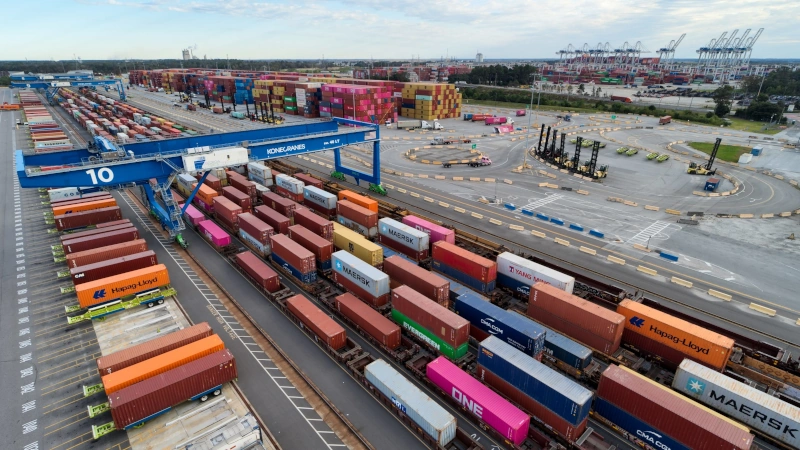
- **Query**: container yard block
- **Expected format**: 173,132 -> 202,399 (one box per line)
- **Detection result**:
739,213 -> 754,219
607,255 -> 625,265
560,169 -> 570,174
775,175 -> 784,180
421,160 -> 430,164
310,159 -> 318,163
749,303 -> 777,317
403,173 -> 415,178
671,277 -> 693,288
569,224 -> 584,232
546,183 -> 559,189
438,202 -> 450,208
509,225 -> 525,231
573,173 -> 583,178
454,207 -> 466,213
418,174 -> 429,179
424,197 -> 434,203
791,180 -> 799,186
410,192 -> 420,198
432,161 -> 442,166
708,289 -> 732,301
633,243 -> 651,252
489,218 -> 503,225
554,238 -> 570,246
576,190 -> 589,195
644,205 -> 660,211
589,229 -> 605,238
659,252 -> 679,262
453,177 -> 464,181
708,193 -> 720,197
579,246 -> 597,255
397,188 -> 407,194
471,212 -> 484,219
637,265 -> 657,276
531,230 -> 546,238
761,213 -> 774,218
665,209 -> 681,215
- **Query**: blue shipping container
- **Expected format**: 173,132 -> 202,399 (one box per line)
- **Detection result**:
270,252 -> 316,284
448,279 -> 487,303
594,398 -> 689,450
543,328 -> 592,370
455,293 -> 545,357
478,336 -> 592,426
432,260 -> 495,294
496,272 -> 533,297
375,243 -> 416,265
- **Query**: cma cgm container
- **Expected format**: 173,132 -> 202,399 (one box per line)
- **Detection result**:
332,224 -> 383,266
197,220 -> 232,247
96,323 -> 213,376
70,250 -> 157,285
254,205 -> 290,235
455,293 -> 546,358
270,234 -> 316,284
431,241 -> 496,294
335,293 -> 401,349
212,196 -> 242,232
496,252 -> 575,296
673,359 -> 800,448
293,207 -> 334,242
427,357 -> 530,446
402,215 -> 455,245
365,359 -> 456,446
75,264 -> 170,308
528,282 -> 624,354
52,197 -> 117,216
234,251 -> 281,293
391,285 -> 469,360
383,256 -> 449,307
262,192 -> 300,219
222,186 -> 252,212
543,327 -> 593,370
337,200 -> 378,238
289,225 -> 333,271
338,190 -> 378,213
303,186 -> 337,218
332,251 -> 390,307
478,336 -> 593,427
238,212 -> 273,257
55,206 -> 122,231
66,239 -> 148,269
108,350 -> 237,430
275,174 -> 305,203
293,173 -> 323,189
617,299 -> 734,372
596,365 -> 753,450
62,227 -> 140,255
378,218 -> 430,261
286,295 -> 346,350
182,204 -> 205,228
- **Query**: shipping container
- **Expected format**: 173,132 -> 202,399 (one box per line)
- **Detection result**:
62,227 -> 140,255
456,294 -> 546,357
182,204 -> 205,227
197,220 -> 231,247
337,200 -> 378,238
303,186 -> 337,217
528,282 -> 623,354
238,212 -> 273,244
262,192 -> 300,218
332,251 -> 390,307
293,207 -> 334,242
177,173 -> 197,189
191,183 -> 219,205
294,173 -> 323,189
431,259 -> 496,294
229,175 -> 256,199
338,190 -> 378,213
96,219 -> 132,229
275,174 -> 304,195
47,188 -> 106,203
597,365 -> 753,450
286,295 -> 346,350
75,264 -> 170,309
66,239 -> 148,269
254,205 -> 290,235
108,349 -> 237,430
593,397 -> 689,450
332,225 -> 383,266
234,251 -> 281,293
427,357 -> 530,446
55,206 -> 122,231
378,218 -> 429,261
270,234 -> 316,284
391,285 -> 469,360
432,241 -> 496,283
58,223 -> 133,243
202,173 -> 222,191
384,256 -> 449,307
673,359 -> 800,448
212,196 -> 242,231
402,215 -> 455,245
335,293 -> 400,349
96,323 -> 213,376
222,186 -> 252,211
496,252 -> 575,296
365,359 -> 456,446
247,162 -> 271,181
617,300 -> 734,372
543,327 -> 593,370
70,251 -> 157,285
289,225 -> 333,271
52,197 -> 117,216
50,194 -> 113,209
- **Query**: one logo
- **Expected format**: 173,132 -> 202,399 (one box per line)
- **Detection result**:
93,289 -> 106,299
686,377 -> 705,394
630,316 -> 645,327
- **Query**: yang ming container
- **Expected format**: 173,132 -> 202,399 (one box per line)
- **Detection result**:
332,251 -> 389,307
365,359 -> 456,447
293,207 -> 334,242
270,234 -> 316,284
391,285 -> 469,360
66,239 -> 148,269
289,225 -> 333,271
455,293 -> 545,357
427,356 -> 530,446
543,327 -> 593,370
62,227 -> 140,255
303,186 -> 337,217
378,218 -> 430,261
332,225 -> 383,266
254,205 -> 290,235
75,264 -> 170,308
496,252 -> 575,296
70,250 -> 157,285
234,251 -> 281,293
286,295 -> 346,350
431,241 -> 496,293
402,215 -> 455,245
55,206 -> 122,231
383,256 -> 449,307
197,220 -> 232,247
335,293 -> 400,349
337,200 -> 378,238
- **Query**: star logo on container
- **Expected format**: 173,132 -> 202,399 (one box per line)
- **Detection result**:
687,378 -> 705,394
336,261 -> 342,271
381,225 -> 386,233
339,218 -> 345,224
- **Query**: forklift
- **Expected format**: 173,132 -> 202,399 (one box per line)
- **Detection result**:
687,138 -> 720,175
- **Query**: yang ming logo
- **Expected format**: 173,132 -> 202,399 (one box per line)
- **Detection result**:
686,377 -> 705,394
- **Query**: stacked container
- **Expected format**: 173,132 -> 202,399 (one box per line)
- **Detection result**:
496,252 -> 575,297
383,256 -> 449,307
332,251 -> 390,307
237,212 -> 273,257
337,190 -> 378,213
335,293 -> 401,349
222,186 -> 252,212
182,204 -> 205,228
337,200 -> 378,238
378,218 -> 430,261
320,84 -> 395,124
212,196 -> 243,232
397,82 -> 462,121
402,215 -> 455,245
303,186 -> 337,218
270,234 -> 316,284
293,207 -> 334,242
391,285 -> 469,360
247,162 -> 273,187
542,327 -> 594,370
62,228 -> 140,255
254,205 -> 290,235
274,174 -> 305,203
288,225 -> 334,272
67,239 -> 148,269
262,192 -> 300,220
431,241 -> 496,294
332,224 -> 383,267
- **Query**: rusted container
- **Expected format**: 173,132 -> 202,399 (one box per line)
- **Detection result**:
286,295 -> 347,350
288,225 -> 333,271
391,285 -> 469,356
62,227 -> 140,255
293,207 -> 334,242
75,264 -> 170,308
66,239 -> 148,269
335,293 -> 400,349
338,190 -> 378,213
59,223 -> 134,243
70,251 -> 157,285
222,186 -> 252,212
262,192 -> 299,218
55,206 -> 122,231
254,205 -> 290,234
234,251 -> 281,293
293,173 -> 323,189
384,256 -> 450,307
270,234 -> 316,283
212,196 -> 242,231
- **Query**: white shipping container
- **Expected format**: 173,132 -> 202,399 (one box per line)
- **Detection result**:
177,174 -> 197,190
275,174 -> 304,195
182,147 -> 249,174
673,359 -> 800,448
497,252 -> 575,294
249,174 -> 273,188
332,251 -> 389,299
247,162 -> 271,180
378,218 -> 429,252
365,359 -> 456,446
47,187 -> 98,202
303,186 -> 336,210
252,182 -> 271,197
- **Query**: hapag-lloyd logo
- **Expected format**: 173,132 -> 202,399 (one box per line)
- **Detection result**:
637,430 -> 672,450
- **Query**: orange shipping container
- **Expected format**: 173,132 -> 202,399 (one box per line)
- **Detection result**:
52,198 -> 117,216
192,183 -> 219,205
617,300 -> 734,371
101,334 -> 224,394
75,264 -> 170,308
337,190 -> 378,213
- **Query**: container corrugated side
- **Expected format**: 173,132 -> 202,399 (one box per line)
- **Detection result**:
293,207 -> 334,241
333,226 -> 383,266
378,218 -> 429,252
455,294 -> 545,357
75,264 -> 171,308
543,327 -> 593,370
331,251 -> 389,306
384,256 -> 449,307
593,397 -> 690,450
70,251 -> 157,285
335,293 -> 400,349
338,190 -> 378,213
275,174 -> 305,195
254,205 -> 290,235
496,252 -> 575,295
286,295 -> 346,350
62,228 -> 140,254
66,239 -> 148,269
391,286 -> 469,359
402,215 -> 455,245
59,223 -> 132,243
303,185 -> 337,212
234,251 -> 281,293
289,225 -> 333,271
198,220 -> 232,247
55,206 -> 122,231
432,241 -> 496,283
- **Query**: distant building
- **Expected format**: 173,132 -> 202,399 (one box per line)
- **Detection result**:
182,49 -> 191,61
476,52 -> 484,63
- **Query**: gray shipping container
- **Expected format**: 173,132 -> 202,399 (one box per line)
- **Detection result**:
378,218 -> 430,252
247,162 -> 271,180
337,215 -> 377,238
673,359 -> 800,448
365,359 -> 456,446
304,186 -> 337,210
275,174 -> 304,195
332,251 -> 389,299
178,173 -> 198,190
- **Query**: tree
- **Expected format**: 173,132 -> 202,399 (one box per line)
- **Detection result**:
591,86 -> 596,97
712,85 -> 734,117
577,84 -> 585,95
596,87 -> 602,97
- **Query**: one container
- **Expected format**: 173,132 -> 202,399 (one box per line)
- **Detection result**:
70,251 -> 157,285
96,322 -> 213,376
212,196 -> 242,232
596,365 -> 753,450
378,218 -> 430,261
402,215 -> 455,245
229,175 -> 256,199
75,264 -> 170,308
182,204 -> 205,227
197,220 -> 232,247
528,282 -> 624,355
66,239 -> 148,269
427,357 -> 530,446
391,285 -> 469,360
455,294 -> 546,357
52,197 -> 117,216
332,251 -> 390,307
238,212 -> 274,244
288,225 -> 334,271
62,227 -> 140,255
477,336 -> 593,426
270,234 -> 316,284
234,251 -> 281,293
275,173 -> 305,195
617,300 -> 734,372
337,200 -> 378,238
222,186 -> 252,212
338,190 -> 378,213
365,359 -> 456,447
332,225 -> 383,266
432,241 -> 496,293
383,256 -> 449,307
108,349 -> 238,430
58,223 -> 133,243
496,252 -> 575,296
303,186 -> 337,217
543,327 -> 593,370
286,295 -> 346,350
293,207 -> 334,242
335,293 -> 400,349
262,192 -> 300,218
191,183 -> 219,205
254,205 -> 290,235
293,173 -> 323,189
673,359 -> 800,448
55,206 -> 122,231
247,162 -> 271,181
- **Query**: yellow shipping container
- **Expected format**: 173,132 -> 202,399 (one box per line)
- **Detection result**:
332,223 -> 383,267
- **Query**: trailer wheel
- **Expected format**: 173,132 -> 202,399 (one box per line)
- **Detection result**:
213,389 -> 221,396
157,298 -> 164,305
146,302 -> 155,308
200,394 -> 209,402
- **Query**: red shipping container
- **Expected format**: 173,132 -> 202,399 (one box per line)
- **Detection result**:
234,251 -> 281,293
333,270 -> 389,307
275,185 -> 305,204
49,191 -> 110,206
229,175 -> 256,199
293,173 -> 323,189
199,173 -> 222,191
288,225 -> 333,268
335,293 -> 400,349
383,256 -> 449,307
66,239 -> 148,269
59,223 -> 134,243
254,206 -> 290,235
50,194 -> 113,208
286,295 -> 346,350
292,207 -> 334,242
432,241 -> 496,283
212,196 -> 242,226
270,234 -> 316,273
70,250 -> 158,285
108,350 -> 238,430
336,200 -> 378,229
262,192 -> 299,218
62,227 -> 140,255
54,206 -> 122,231
527,305 -> 619,355
96,219 -> 132,229
391,285 -> 469,348
221,186 -> 252,211
378,234 -> 429,262
238,213 -> 273,244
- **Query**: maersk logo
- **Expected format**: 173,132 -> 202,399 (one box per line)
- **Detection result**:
335,261 -> 343,271
686,377 -> 705,394
381,225 -> 387,233
480,318 -> 504,335
636,430 -> 671,450
387,228 -> 413,243
630,316 -> 645,327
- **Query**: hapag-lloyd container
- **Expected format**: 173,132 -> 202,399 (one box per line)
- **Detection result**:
275,174 -> 304,195
427,357 -> 530,446
234,251 -> 281,293
182,204 -> 205,227
62,227 -> 140,255
383,256 -> 449,306
286,295 -> 346,350
332,251 -> 390,307
335,293 -> 401,349
67,239 -> 149,269
293,207 -> 334,242
402,215 -> 455,245
391,285 -> 469,359
75,264 -> 170,308
455,293 -> 546,357
496,252 -> 575,296
70,251 -> 158,285
365,359 -> 456,447
197,220 -> 232,247
254,205 -> 290,235
55,206 -> 123,231
303,186 -> 337,216
270,234 -> 316,284
288,225 -> 333,271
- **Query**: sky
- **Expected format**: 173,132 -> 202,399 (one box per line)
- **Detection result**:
3,0 -> 798,61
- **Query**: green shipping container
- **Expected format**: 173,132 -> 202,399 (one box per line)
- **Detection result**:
284,96 -> 296,102
185,130 -> 198,135
173,124 -> 185,131
391,309 -> 468,360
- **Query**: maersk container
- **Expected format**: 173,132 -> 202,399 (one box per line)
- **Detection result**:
673,359 -> 800,448
455,293 -> 546,358
365,359 -> 456,447
275,174 -> 304,195
427,357 -> 530,446
496,252 -> 575,296
478,336 -> 593,426
303,186 -> 337,214
378,218 -> 429,253
543,327 -> 593,370
332,251 -> 390,307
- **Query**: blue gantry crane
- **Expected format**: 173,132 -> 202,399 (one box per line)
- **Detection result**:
11,75 -> 126,102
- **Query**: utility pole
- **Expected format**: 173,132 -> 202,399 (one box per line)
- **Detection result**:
522,78 -> 535,169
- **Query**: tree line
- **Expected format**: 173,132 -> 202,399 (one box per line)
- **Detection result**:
449,64 -> 539,86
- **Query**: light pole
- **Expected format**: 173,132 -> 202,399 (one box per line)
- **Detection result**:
522,84 -> 534,169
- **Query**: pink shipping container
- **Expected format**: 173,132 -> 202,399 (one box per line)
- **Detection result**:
197,220 -> 231,247
193,196 -> 214,214
181,204 -> 205,227
427,357 -> 530,446
402,215 -> 455,245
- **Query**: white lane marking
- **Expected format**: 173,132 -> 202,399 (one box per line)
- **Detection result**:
626,220 -> 672,245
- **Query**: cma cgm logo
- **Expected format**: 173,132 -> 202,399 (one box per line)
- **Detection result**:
637,430 -> 672,450
93,289 -> 106,299
686,377 -> 705,394
390,396 -> 407,414
480,318 -> 504,335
